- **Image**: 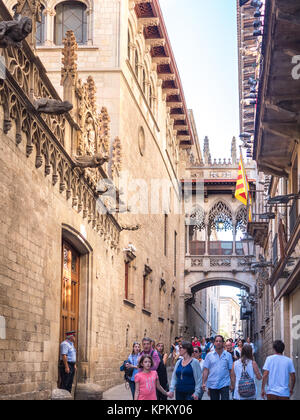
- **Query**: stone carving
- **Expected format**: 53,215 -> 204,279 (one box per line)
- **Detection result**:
33,98 -> 73,115
0,17 -> 32,48
191,259 -> 203,267
61,30 -> 78,86
210,258 -> 231,267
73,154 -> 109,169
111,137 -> 122,175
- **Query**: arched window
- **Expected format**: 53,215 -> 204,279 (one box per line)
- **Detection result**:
55,1 -> 87,45
13,3 -> 46,45
36,5 -> 46,45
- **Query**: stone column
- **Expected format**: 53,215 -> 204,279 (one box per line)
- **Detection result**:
233,223 -> 236,256
205,223 -> 209,256
186,225 -> 190,256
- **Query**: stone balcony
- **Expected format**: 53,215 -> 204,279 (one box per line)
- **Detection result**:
185,255 -> 250,273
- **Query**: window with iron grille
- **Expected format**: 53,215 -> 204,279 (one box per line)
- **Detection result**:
55,1 -> 87,45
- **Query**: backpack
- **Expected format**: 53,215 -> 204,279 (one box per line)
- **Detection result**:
120,360 -> 134,383
238,361 -> 256,399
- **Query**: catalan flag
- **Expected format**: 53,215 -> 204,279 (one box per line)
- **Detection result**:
235,155 -> 252,222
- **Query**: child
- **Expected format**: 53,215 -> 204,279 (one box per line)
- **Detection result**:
134,355 -> 171,400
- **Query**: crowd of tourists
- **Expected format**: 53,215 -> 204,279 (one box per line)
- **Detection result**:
121,335 -> 296,401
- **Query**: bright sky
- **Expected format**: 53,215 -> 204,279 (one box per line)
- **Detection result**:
159,0 -> 240,160
160,0 -> 241,299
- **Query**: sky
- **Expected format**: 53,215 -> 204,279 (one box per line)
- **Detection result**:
160,0 -> 241,300
159,0 -> 240,161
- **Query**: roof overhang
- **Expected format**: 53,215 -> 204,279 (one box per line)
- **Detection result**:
134,0 -> 194,146
254,0 -> 300,176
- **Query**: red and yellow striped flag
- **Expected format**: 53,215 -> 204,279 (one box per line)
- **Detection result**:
235,156 -> 252,222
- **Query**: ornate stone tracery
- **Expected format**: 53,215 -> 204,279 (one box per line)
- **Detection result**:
0,7 -> 122,249
208,201 -> 233,234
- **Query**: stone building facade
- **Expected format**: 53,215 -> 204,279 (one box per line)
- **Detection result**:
238,0 -> 300,400
0,0 -> 194,399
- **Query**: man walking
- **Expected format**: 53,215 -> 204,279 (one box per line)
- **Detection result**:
140,337 -> 161,371
202,335 -> 233,400
59,331 -> 77,393
262,340 -> 296,400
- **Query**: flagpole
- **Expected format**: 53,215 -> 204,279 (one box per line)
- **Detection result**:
239,146 -> 251,221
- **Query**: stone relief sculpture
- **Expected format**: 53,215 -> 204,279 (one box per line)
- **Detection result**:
33,98 -> 73,115
0,16 -> 32,48
73,154 -> 109,169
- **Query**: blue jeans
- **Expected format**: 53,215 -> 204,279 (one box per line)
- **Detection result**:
129,381 -> 135,399
209,386 -> 230,401
176,391 -> 194,400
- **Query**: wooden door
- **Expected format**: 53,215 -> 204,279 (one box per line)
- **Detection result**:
60,241 -> 80,346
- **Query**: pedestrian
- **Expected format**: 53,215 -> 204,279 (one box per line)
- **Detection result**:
156,342 -> 168,366
155,342 -> 169,400
200,337 -> 207,360
202,335 -> 233,401
134,355 -> 171,400
139,337 -> 161,371
246,337 -> 255,356
225,339 -> 235,363
59,331 -> 77,394
192,336 -> 201,347
169,341 -> 202,400
234,339 -> 243,360
231,344 -> 262,400
125,342 -> 141,399
170,336 -> 181,365
261,340 -> 296,401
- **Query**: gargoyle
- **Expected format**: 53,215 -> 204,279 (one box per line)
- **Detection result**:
33,98 -> 73,115
0,17 -> 32,48
73,154 -> 109,169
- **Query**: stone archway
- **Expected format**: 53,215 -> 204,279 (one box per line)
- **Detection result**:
185,272 -> 255,295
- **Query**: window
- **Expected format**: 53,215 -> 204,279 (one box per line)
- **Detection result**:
124,250 -> 136,303
142,265 -> 152,312
55,1 -> 87,45
36,5 -> 46,45
13,3 -> 46,45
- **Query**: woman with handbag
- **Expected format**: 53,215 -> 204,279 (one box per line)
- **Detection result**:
231,344 -> 262,400
125,342 -> 141,399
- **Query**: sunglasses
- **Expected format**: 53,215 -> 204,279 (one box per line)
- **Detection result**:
193,349 -> 199,353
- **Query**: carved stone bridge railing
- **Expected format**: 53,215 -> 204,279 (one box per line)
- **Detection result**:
185,255 -> 251,273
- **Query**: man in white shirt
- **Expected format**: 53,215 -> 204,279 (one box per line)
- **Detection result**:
262,340 -> 296,400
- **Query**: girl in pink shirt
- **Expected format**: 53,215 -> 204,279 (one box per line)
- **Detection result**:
134,355 -> 171,400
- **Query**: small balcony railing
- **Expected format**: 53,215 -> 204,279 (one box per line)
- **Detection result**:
190,241 -> 205,255
209,241 -> 233,256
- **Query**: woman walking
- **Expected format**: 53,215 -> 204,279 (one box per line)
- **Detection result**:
125,342 -> 141,399
231,344 -> 262,400
234,339 -> 243,360
169,342 -> 202,400
134,355 -> 171,400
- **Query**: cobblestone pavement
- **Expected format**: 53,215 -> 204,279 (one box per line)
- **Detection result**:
103,367 -> 263,401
